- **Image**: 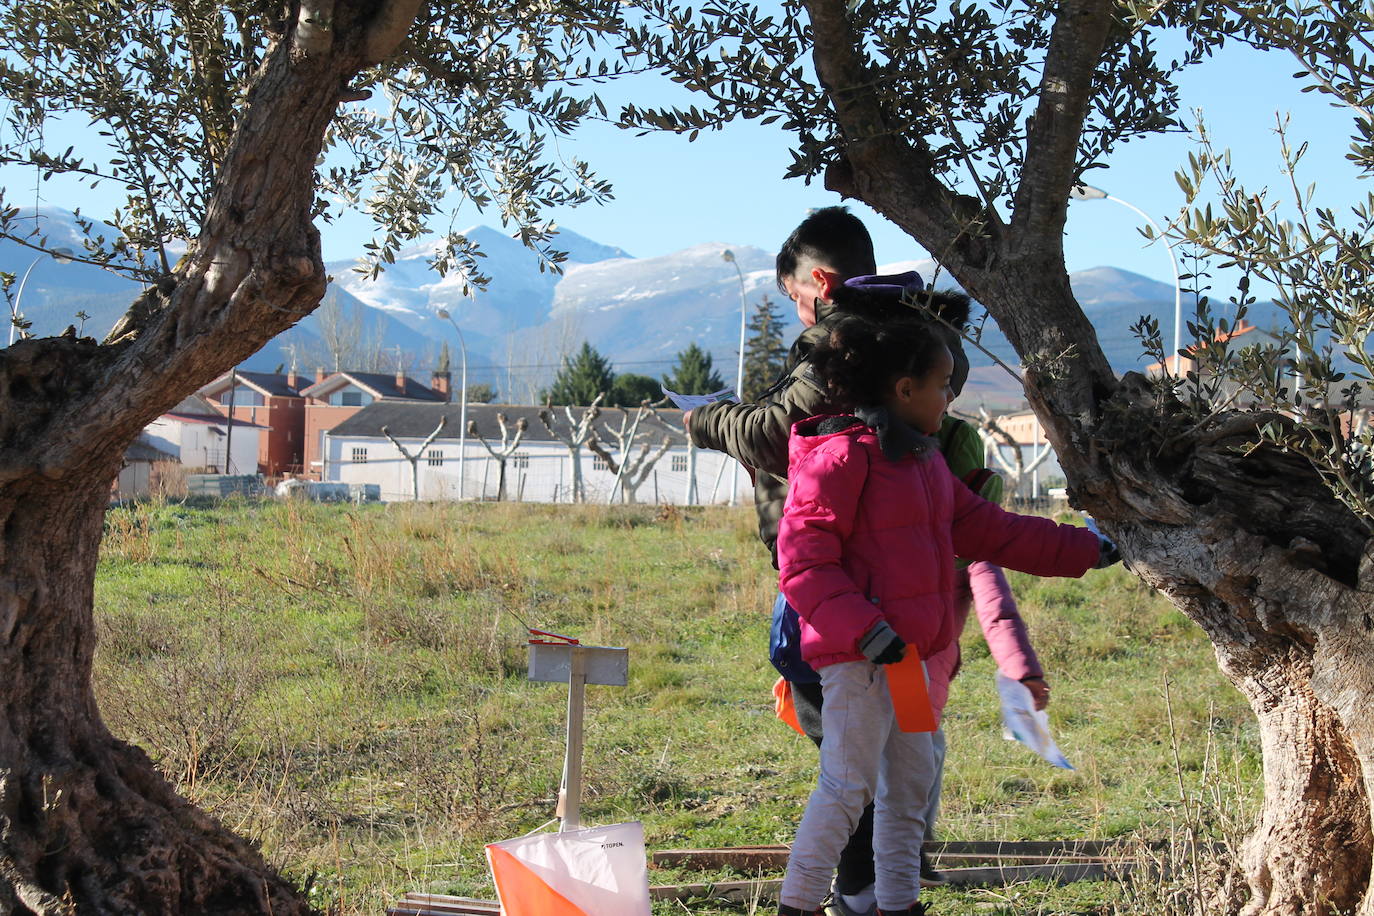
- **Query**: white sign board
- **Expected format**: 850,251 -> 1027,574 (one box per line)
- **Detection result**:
528,643 -> 628,686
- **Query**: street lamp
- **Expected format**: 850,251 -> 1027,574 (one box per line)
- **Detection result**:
8,247 -> 75,346
1070,184 -> 1183,373
435,308 -> 469,499
721,249 -> 748,507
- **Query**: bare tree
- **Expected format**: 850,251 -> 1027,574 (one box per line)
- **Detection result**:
954,406 -> 1055,499
315,293 -> 364,371
0,0 -> 625,907
588,404 -> 678,504
467,413 -> 529,501
381,418 -> 448,501
625,3 -> 1374,911
538,393 -> 605,503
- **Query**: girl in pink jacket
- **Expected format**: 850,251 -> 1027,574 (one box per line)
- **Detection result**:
774,315 -> 1112,916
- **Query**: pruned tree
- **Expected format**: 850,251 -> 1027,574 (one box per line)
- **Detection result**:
587,404 -> 676,503
467,413 -> 529,501
539,393 -> 605,503
622,2 -> 1374,913
0,0 -> 627,909
955,406 -> 1055,499
381,417 -> 447,502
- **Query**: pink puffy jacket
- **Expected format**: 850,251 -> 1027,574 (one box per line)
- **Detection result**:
777,417 -> 1099,672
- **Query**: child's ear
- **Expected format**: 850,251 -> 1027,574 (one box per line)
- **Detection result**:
893,375 -> 915,402
812,267 -> 843,301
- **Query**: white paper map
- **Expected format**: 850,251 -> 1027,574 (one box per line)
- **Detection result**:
996,672 -> 1074,769
661,385 -> 740,411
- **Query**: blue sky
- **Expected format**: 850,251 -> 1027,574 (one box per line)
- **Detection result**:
2,29 -> 1363,299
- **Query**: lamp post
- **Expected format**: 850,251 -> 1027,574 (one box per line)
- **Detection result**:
721,249 -> 748,507
8,247 -> 75,346
1070,184 -> 1183,372
435,308 -> 469,499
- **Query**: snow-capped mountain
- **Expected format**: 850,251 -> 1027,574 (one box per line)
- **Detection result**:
3,207 -> 1293,405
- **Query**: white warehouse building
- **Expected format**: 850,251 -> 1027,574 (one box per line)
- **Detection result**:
321,402 -> 747,505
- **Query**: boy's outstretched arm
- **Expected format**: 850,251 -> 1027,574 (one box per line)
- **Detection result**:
687,373 -> 829,478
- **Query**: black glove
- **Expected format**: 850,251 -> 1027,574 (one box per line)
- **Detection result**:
859,620 -> 906,665
1095,533 -> 1121,568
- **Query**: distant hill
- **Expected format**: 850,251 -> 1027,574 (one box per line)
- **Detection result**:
3,207 -> 1297,406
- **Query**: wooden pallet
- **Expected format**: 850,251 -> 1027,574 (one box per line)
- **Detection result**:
387,839 -> 1137,914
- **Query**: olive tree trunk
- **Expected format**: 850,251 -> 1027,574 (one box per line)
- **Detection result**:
0,1 -> 419,911
803,0 -> 1374,912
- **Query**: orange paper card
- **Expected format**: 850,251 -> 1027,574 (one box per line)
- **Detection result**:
886,650 -> 936,733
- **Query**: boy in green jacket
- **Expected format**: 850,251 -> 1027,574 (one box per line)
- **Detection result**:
687,207 -> 995,916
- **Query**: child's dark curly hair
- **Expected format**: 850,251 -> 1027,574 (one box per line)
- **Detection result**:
829,284 -> 972,332
809,314 -> 950,410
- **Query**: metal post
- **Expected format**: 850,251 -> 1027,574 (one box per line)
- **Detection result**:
223,369 -> 237,475
7,248 -> 73,346
437,309 -> 469,499
1070,185 -> 1182,371
557,646 -> 588,832
722,250 -> 748,506
686,441 -> 697,505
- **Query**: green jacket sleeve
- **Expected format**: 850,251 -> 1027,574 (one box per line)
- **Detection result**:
688,368 -> 831,478
939,416 -> 986,480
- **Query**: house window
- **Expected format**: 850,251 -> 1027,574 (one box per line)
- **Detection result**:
351,447 -> 368,464
513,452 -> 530,469
426,450 -> 444,467
221,385 -> 263,407
671,454 -> 688,473
331,387 -> 371,407
592,455 -> 608,471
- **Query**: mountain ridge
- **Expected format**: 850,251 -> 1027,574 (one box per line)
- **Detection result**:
4,207 -> 1282,406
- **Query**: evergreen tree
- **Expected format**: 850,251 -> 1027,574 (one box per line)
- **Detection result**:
609,372 -> 660,406
742,294 -> 788,401
466,382 -> 497,403
662,342 -> 725,395
543,341 -> 615,406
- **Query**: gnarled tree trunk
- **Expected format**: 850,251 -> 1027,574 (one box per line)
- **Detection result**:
801,0 -> 1374,910
0,1 -> 419,910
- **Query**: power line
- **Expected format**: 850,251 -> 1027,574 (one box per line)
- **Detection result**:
461,357 -> 685,372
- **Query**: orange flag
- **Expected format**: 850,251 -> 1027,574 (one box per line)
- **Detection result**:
772,677 -> 806,736
485,822 -> 651,916
886,650 -> 936,733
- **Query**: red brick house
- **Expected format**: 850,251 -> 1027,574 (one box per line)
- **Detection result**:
200,370 -> 309,477
300,370 -> 450,479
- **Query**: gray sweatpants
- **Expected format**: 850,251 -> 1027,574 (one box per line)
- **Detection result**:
779,660 -> 937,912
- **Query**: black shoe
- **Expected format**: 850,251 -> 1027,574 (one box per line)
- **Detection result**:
876,903 -> 929,916
779,905 -> 824,916
919,850 -> 947,887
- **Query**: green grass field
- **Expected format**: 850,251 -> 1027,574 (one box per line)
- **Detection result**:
94,499 -> 1258,914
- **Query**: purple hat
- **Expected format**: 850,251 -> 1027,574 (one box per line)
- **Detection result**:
841,271 -> 926,298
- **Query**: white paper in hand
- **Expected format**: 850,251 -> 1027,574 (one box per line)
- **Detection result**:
996,672 -> 1073,770
660,385 -> 739,411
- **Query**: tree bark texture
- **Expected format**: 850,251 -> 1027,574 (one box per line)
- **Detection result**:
0,1 -> 419,911
802,0 -> 1374,911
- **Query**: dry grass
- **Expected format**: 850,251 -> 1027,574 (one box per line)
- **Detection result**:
91,499 -> 1260,915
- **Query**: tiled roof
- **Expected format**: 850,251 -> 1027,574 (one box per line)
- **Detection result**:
236,371 -> 308,398
163,412 -> 269,430
326,402 -> 687,445
202,371 -> 308,398
125,437 -> 178,463
301,371 -> 447,401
